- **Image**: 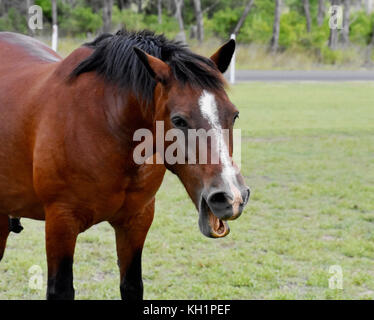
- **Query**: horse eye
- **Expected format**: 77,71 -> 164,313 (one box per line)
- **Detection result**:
171,116 -> 188,129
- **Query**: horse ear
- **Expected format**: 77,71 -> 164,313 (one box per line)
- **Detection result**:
133,47 -> 170,83
210,39 -> 236,73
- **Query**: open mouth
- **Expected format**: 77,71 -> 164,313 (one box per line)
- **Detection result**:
208,210 -> 229,237
198,197 -> 230,238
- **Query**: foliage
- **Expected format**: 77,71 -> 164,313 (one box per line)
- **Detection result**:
0,7 -> 28,33
209,7 -> 242,39
208,0 -> 275,43
60,6 -> 102,36
34,0 -> 101,36
350,11 -> 374,45
112,7 -> 179,39
278,11 -> 307,49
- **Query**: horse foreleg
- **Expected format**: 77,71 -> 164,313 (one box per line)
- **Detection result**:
111,200 -> 155,300
44,205 -> 80,300
0,215 -> 10,262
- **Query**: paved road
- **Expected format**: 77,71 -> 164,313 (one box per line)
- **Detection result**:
225,70 -> 374,82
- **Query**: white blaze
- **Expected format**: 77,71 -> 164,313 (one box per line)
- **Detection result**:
198,90 -> 242,212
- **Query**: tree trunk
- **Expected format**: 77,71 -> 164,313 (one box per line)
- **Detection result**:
52,0 -> 57,26
26,0 -> 34,8
166,0 -> 173,14
270,0 -> 281,52
303,0 -> 311,32
193,0 -> 204,43
158,0 -> 162,24
364,21 -> 374,66
103,0 -> 113,33
174,0 -> 186,43
232,0 -> 254,36
0,0 -> 9,14
317,0 -> 325,26
203,0 -> 219,16
341,0 -> 350,45
137,0 -> 142,13
117,0 -> 125,10
117,0 -> 131,10
328,0 -> 340,50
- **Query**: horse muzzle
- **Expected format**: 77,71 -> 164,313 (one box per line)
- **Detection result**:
198,186 -> 250,238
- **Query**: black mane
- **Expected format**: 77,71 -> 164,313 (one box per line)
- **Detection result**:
70,30 -> 224,104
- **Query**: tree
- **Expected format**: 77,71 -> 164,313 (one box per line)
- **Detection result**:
158,0 -> 162,24
203,0 -> 219,16
117,0 -> 131,10
270,0 -> 281,52
341,0 -> 350,45
174,0 -> 186,43
317,0 -> 325,26
103,0 -> 113,33
303,0 -> 311,32
26,0 -> 33,12
52,0 -> 57,27
364,11 -> 374,66
232,0 -> 254,36
0,0 -> 12,14
192,0 -> 204,43
166,0 -> 173,15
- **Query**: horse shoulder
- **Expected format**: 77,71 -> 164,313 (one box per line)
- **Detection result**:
119,162 -> 166,215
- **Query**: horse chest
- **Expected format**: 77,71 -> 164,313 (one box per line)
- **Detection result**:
120,163 -> 166,214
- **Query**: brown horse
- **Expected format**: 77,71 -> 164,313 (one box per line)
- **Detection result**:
0,30 -> 249,300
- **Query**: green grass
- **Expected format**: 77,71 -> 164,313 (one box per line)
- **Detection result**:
0,82 -> 373,300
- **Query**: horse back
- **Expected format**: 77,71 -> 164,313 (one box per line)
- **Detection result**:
0,32 -> 61,65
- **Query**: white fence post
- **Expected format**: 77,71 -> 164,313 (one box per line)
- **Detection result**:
52,24 -> 58,52
230,33 -> 236,84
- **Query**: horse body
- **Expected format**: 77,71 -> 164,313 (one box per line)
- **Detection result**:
0,33 -> 57,220
0,33 -> 166,298
0,32 -> 164,222
0,30 -> 248,300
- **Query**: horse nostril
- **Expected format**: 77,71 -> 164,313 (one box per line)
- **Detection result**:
243,187 -> 250,205
208,192 -> 231,209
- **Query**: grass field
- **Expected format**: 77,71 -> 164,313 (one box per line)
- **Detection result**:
0,82 -> 373,300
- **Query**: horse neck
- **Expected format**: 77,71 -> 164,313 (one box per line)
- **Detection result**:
101,84 -> 156,148
56,47 -> 160,144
